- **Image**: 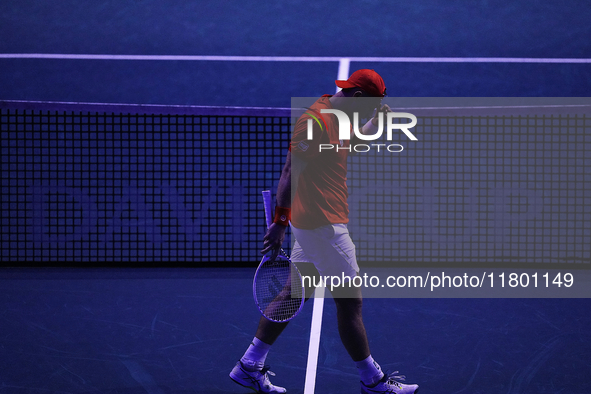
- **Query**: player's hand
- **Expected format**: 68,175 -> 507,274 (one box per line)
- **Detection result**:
261,222 -> 287,261
371,103 -> 392,126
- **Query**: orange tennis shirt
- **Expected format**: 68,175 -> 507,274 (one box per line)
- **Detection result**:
289,95 -> 350,229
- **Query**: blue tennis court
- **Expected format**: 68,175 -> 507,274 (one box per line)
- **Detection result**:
1,268 -> 590,393
2,1 -> 591,105
1,1 -> 591,393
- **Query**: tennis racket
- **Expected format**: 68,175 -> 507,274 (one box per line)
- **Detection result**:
252,190 -> 304,323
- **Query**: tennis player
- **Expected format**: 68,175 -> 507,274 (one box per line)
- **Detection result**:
230,69 -> 419,394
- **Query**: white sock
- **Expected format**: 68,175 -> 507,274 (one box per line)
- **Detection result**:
355,355 -> 384,386
240,337 -> 271,371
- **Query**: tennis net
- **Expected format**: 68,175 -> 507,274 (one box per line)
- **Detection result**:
1,99 -> 590,265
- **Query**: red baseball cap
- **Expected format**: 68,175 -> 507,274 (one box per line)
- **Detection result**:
335,69 -> 386,97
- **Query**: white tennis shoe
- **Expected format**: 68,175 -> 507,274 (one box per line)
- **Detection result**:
229,361 -> 287,393
360,371 -> 419,394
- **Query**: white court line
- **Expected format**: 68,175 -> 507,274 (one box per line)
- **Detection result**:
336,58 -> 351,93
303,286 -> 325,394
1,53 -> 591,63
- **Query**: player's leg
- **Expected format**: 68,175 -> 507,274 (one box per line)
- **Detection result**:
230,253 -> 317,393
331,283 -> 383,387
326,226 -> 419,394
230,310 -> 298,393
293,225 -> 381,385
331,282 -> 418,394
331,285 -> 370,361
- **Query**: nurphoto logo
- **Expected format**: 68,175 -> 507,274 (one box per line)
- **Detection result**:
306,109 -> 418,153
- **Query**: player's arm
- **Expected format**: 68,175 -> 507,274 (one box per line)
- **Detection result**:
350,103 -> 392,148
261,151 -> 307,258
360,103 -> 392,135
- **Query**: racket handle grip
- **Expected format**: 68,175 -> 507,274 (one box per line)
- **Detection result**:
262,190 -> 273,229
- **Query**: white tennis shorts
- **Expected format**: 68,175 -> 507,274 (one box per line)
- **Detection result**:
290,223 -> 359,278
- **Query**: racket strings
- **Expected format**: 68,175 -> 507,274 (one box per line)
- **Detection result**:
255,258 -> 304,322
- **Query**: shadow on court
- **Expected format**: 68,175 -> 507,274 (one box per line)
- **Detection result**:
0,267 -> 589,394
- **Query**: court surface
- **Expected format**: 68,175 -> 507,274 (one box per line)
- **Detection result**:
1,1 -> 591,106
1,267 -> 590,394
1,1 -> 591,393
